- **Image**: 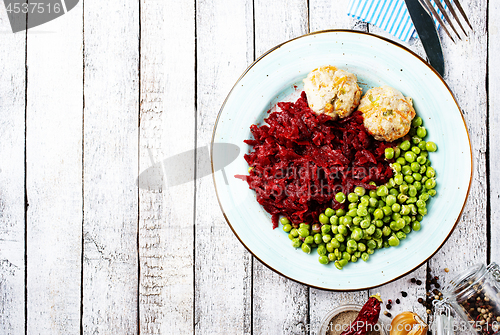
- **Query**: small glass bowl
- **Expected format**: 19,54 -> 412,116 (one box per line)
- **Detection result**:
318,303 -> 388,335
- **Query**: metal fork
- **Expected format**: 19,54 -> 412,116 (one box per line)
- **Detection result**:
417,0 -> 473,43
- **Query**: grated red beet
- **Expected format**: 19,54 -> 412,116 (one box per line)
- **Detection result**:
240,92 -> 394,228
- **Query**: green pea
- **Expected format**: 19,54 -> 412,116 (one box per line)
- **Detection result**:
414,181 -> 422,191
321,225 -> 331,235
410,162 -> 420,173
389,221 -> 399,231
366,240 -> 377,250
389,188 -> 399,197
425,178 -> 436,189
369,190 -> 378,199
347,193 -> 359,203
402,225 -> 411,234
405,151 -> 417,163
311,223 -> 321,234
404,175 -> 414,184
360,220 -> 370,229
377,185 -> 389,197
361,253 -> 370,261
426,167 -> 436,178
368,207 -> 375,215
335,192 -> 346,204
346,239 -> 357,250
352,216 -> 362,226
417,156 -> 427,165
373,208 -> 384,220
409,204 -> 418,215
397,231 -> 407,240
298,227 -> 310,238
403,215 -> 411,224
348,203 -> 357,210
280,217 -> 291,225
385,147 -> 395,159
347,208 -> 358,218
330,215 -> 339,225
413,173 -> 422,181
420,165 -> 427,174
325,208 -> 335,217
334,260 -> 343,269
367,248 -> 375,255
304,236 -> 314,244
402,165 -> 412,176
416,126 -> 427,138
369,197 -> 378,208
428,189 -> 437,197
400,205 -> 411,215
317,244 -> 327,256
290,228 -> 299,238
317,213 -> 328,224
354,186 -> 366,196
292,238 -> 302,248
357,207 -> 368,217
408,186 -> 417,197
400,140 -> 411,151
383,216 -> 391,223
331,239 -> 340,249
397,193 -> 408,204
342,252 -> 351,261
352,228 -> 363,241
399,184 -> 409,194
339,259 -> 349,267
392,212 -> 401,221
288,233 -> 295,241
426,141 -> 437,152
343,216 -> 353,226
314,233 -> 323,245
392,162 -> 402,173
416,199 -> 426,208
412,221 -> 421,231
335,234 -> 345,242
396,157 -> 406,165
418,140 -> 426,150
331,226 -> 339,235
386,194 -> 397,206
419,193 -> 430,201
412,116 -> 423,127
421,151 -> 429,158
411,146 -> 421,155
338,225 -> 348,235
397,218 -> 406,229
394,147 -> 401,158
351,255 -> 358,263
374,228 -> 383,239
328,253 -> 336,262
366,225 -> 376,235
375,219 -> 384,228
382,206 -> 392,216
336,208 -> 346,216
412,136 -> 421,144
283,224 -> 292,232
382,226 -> 392,236
301,243 -> 311,253
418,207 -> 428,216
388,235 -> 400,247
323,234 -> 333,243
360,196 -> 370,207
319,255 -> 329,265
299,223 -> 309,229
393,174 -> 403,185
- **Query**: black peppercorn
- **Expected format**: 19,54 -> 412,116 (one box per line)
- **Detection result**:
418,298 -> 424,304
435,283 -> 441,289
401,291 -> 408,297
396,299 -> 400,304
416,280 -> 422,285
411,278 -> 416,283
386,304 -> 392,310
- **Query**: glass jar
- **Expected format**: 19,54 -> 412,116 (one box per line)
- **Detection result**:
434,263 -> 500,335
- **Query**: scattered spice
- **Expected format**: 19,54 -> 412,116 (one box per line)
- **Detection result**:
386,304 -> 392,310
384,311 -> 392,318
401,291 -> 408,297
326,310 -> 382,335
396,299 -> 400,304
444,268 -> 449,272
416,279 -> 422,285
411,278 -> 416,283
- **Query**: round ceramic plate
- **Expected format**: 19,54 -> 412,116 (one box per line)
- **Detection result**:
211,30 -> 472,290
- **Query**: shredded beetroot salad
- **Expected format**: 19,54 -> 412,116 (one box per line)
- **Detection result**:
239,92 -> 394,228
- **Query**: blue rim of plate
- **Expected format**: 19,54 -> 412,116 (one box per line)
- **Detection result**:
211,29 -> 473,291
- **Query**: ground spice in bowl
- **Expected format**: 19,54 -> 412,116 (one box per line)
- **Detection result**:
318,303 -> 386,335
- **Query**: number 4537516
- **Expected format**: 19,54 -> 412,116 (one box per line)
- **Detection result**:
6,2 -> 62,14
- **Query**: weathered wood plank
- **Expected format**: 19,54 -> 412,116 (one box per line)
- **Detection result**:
195,0 -> 253,333
428,0 -> 487,332
83,1 -> 139,333
139,0 -> 195,333
252,2 -> 310,333
25,5 -> 83,333
0,9 -> 26,335
489,0 -> 500,263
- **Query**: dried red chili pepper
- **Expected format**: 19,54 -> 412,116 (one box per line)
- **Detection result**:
340,294 -> 382,335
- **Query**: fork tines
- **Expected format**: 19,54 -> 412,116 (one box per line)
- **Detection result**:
419,0 -> 473,43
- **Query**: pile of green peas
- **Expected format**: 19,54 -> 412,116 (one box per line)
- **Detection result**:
280,116 -> 438,270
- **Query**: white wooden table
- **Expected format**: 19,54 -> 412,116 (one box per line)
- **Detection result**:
0,0 -> 495,334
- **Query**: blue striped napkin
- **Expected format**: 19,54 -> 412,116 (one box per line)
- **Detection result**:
347,0 -> 447,43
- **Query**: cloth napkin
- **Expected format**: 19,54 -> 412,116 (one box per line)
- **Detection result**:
347,0 -> 446,43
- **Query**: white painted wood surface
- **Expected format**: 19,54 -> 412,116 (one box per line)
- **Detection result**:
26,6 -> 83,334
139,0 -> 195,334
83,1 -> 139,333
0,0 -> 494,334
0,7 -> 25,335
